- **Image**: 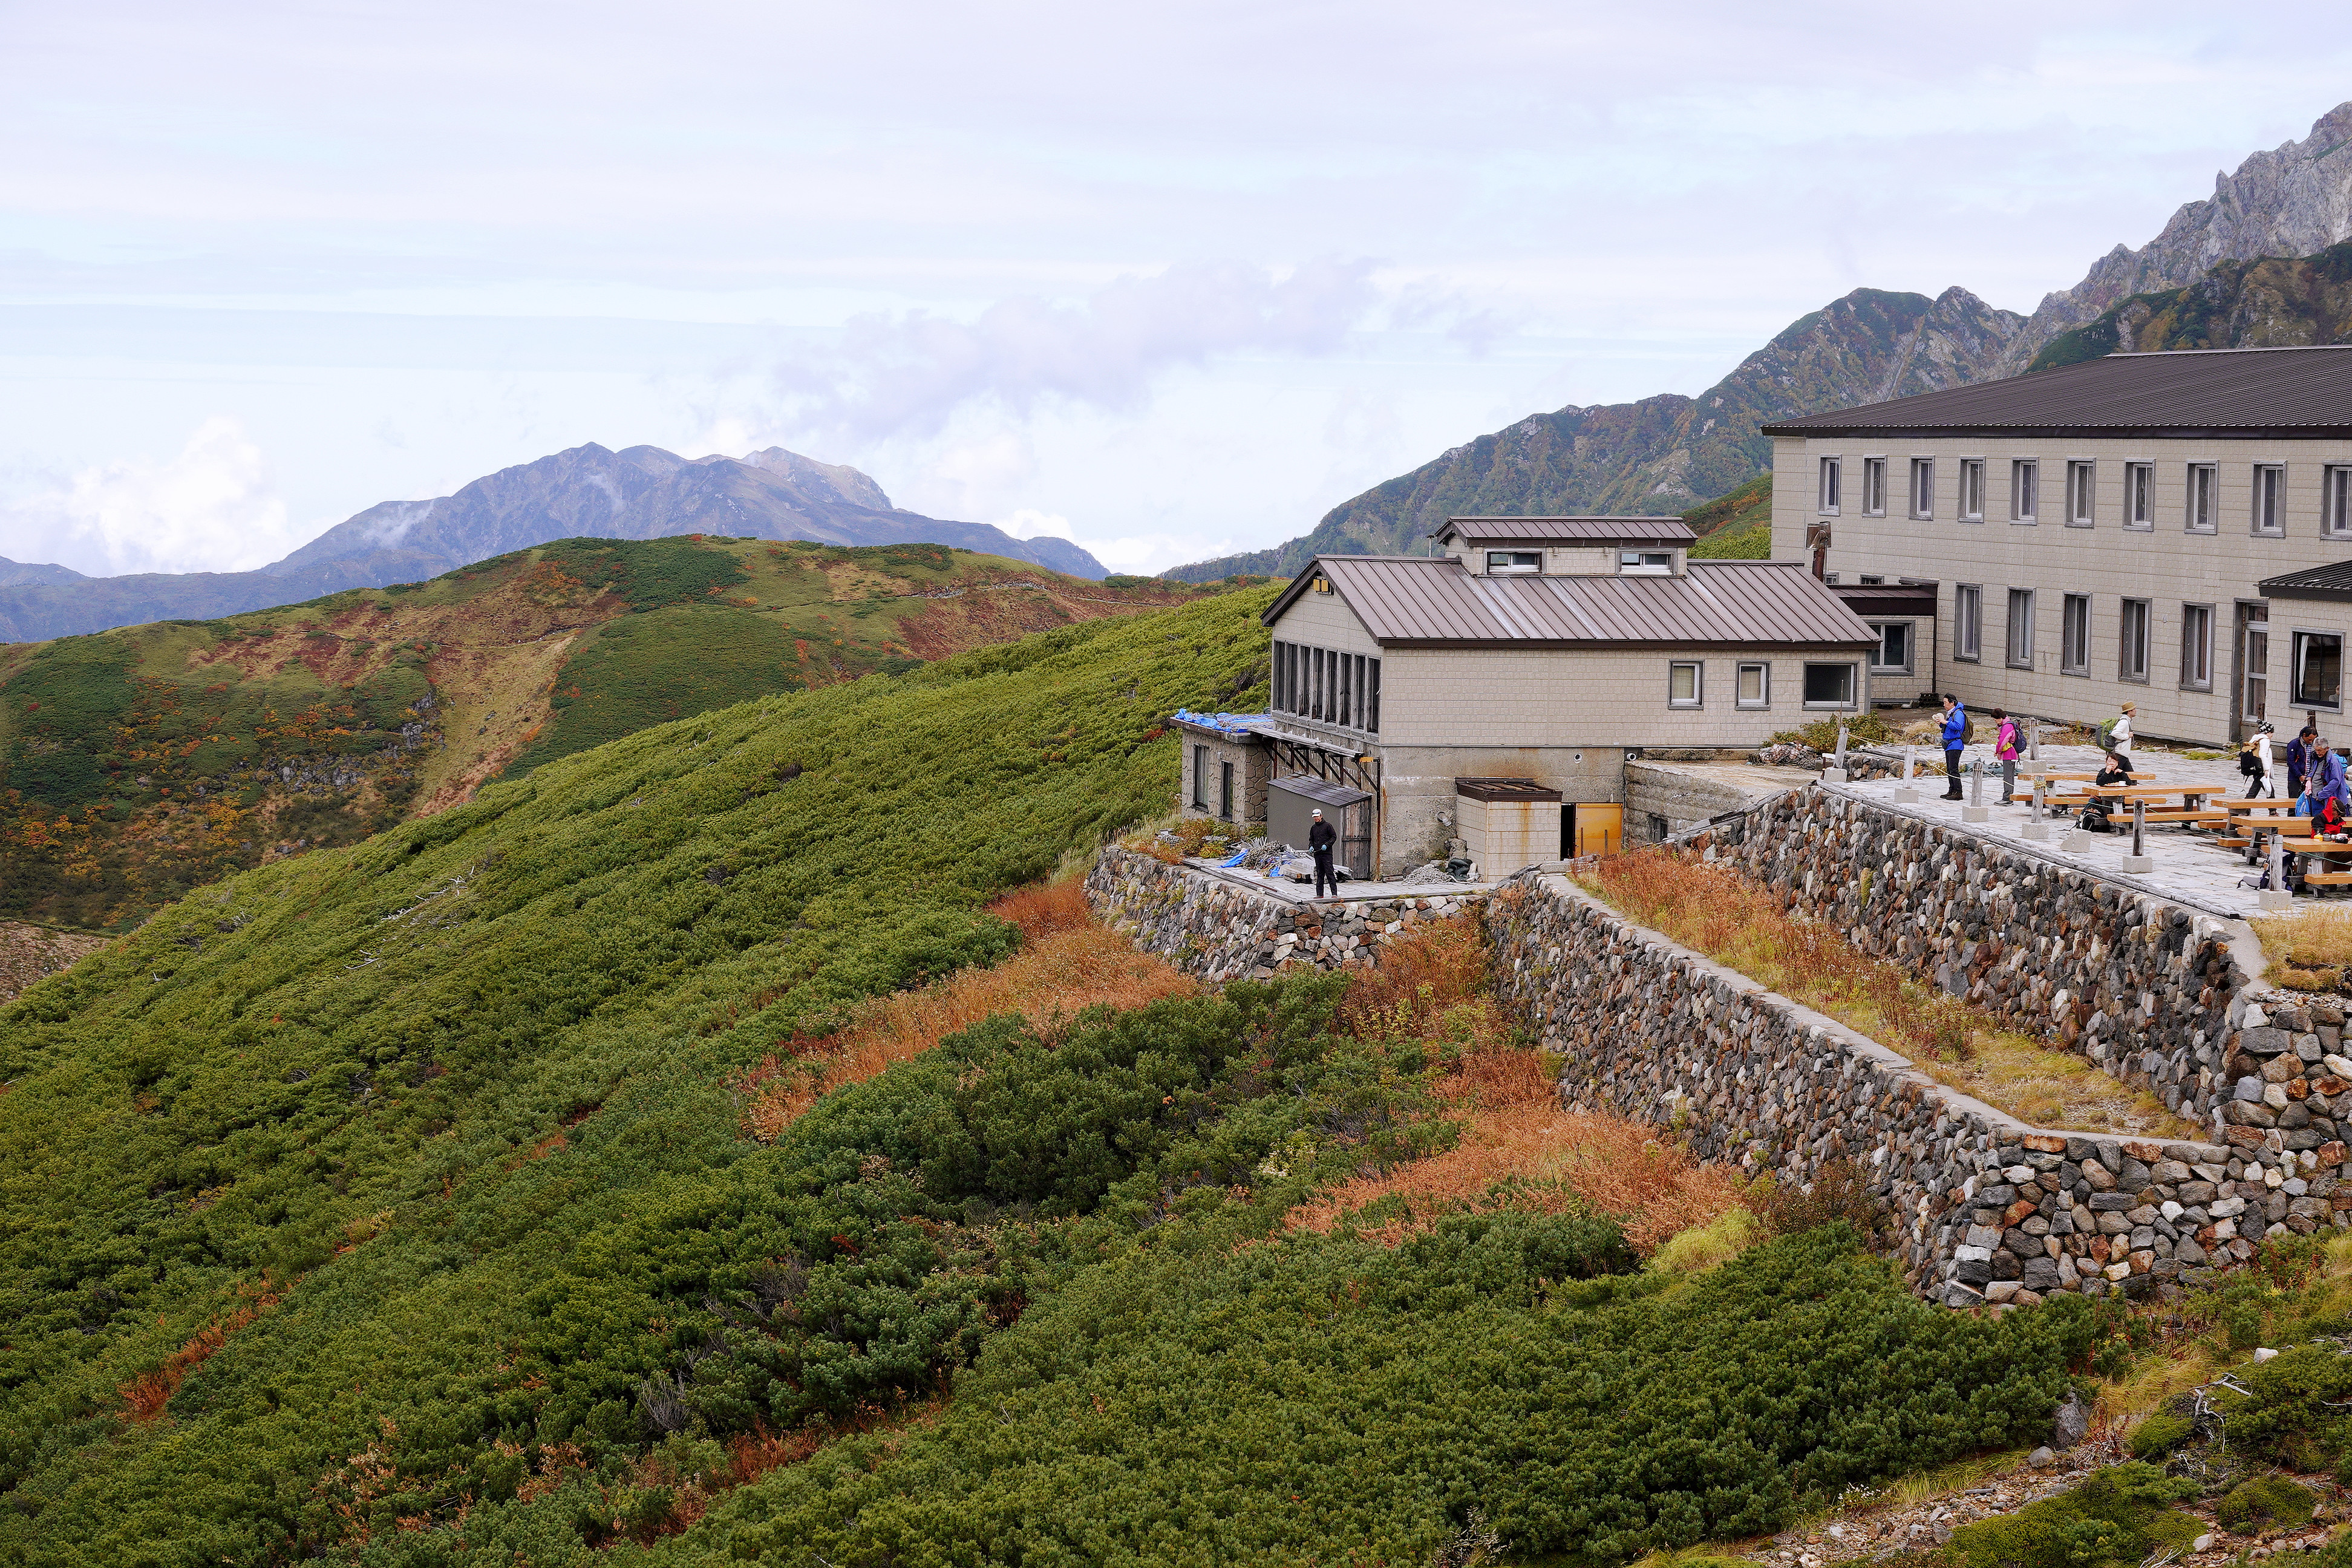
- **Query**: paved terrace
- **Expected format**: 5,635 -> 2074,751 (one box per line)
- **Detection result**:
1828,742 -> 2302,922
1178,858 -> 1500,905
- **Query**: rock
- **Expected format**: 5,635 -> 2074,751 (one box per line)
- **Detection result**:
2194,1535 -> 2214,1553
2255,1347 -> 2281,1362
2054,1389 -> 2091,1448
2028,1445 -> 2056,1466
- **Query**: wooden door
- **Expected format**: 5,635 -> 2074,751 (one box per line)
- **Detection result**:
1571,803 -> 1622,858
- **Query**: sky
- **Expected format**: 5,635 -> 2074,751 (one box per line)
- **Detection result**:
5,4 -> 2352,579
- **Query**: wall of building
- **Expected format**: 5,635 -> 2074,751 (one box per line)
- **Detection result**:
1770,432 -> 2352,745
1177,730 -> 1270,832
1374,743 -> 1619,875
1457,794 -> 1562,877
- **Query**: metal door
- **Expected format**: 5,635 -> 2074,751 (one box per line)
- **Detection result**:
1571,803 -> 1623,858
1341,799 -> 1373,880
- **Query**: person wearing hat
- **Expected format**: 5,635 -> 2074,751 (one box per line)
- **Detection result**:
2243,720 -> 2276,799
2109,702 -> 2135,765
1307,808 -> 1338,898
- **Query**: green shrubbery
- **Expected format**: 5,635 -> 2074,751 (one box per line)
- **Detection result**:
2216,1475 -> 2317,1532
1942,1464 -> 2200,1568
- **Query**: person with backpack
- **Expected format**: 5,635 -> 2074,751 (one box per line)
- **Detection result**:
2241,720 -> 2275,799
1938,693 -> 1967,800
2106,702 -> 2135,765
1993,707 -> 2020,805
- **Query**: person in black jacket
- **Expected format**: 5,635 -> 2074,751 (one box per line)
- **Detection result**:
1307,808 -> 1338,898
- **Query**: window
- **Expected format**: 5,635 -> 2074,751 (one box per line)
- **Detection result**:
1618,550 -> 1672,574
1868,621 -> 1912,673
2186,463 -> 2216,531
1862,457 -> 1887,516
1485,550 -> 1541,575
2252,464 -> 2285,535
2180,603 -> 2214,690
1736,662 -> 1769,708
2005,588 -> 2035,668
2327,466 -> 2352,538
1802,662 -> 1857,708
2295,631 -> 2344,711
1219,760 -> 1235,820
1647,814 -> 1670,840
2010,459 -> 2039,523
2066,460 -> 2095,526
1668,661 -> 1703,708
1857,574 -> 1884,584
1958,459 -> 1985,521
2061,593 -> 2090,676
2119,598 -> 2151,684
1818,456 -> 1842,514
1955,583 -> 1982,661
1191,745 -> 1208,809
1270,640 -> 1380,733
2125,462 -> 2154,530
1909,458 -> 1935,520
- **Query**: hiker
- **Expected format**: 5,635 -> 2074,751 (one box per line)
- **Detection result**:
1938,693 -> 1966,801
2094,750 -> 2135,789
1993,707 -> 2020,805
2241,720 -> 2275,799
2290,722 -> 2320,800
1307,807 -> 1338,898
2108,702 -> 2135,764
2315,737 -> 2351,815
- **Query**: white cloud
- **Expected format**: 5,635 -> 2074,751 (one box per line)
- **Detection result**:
0,417 -> 299,577
992,508 -> 1076,541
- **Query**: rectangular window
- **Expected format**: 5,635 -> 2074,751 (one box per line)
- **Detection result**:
2180,603 -> 2214,690
1367,658 -> 1380,734
2186,462 -> 2216,531
1485,550 -> 1541,574
2010,459 -> 2039,523
1191,745 -> 1208,810
1862,457 -> 1886,515
1857,573 -> 1884,585
1909,457 -> 1935,520
2327,466 -> 2352,538
1736,662 -> 1769,708
2295,631 -> 2344,711
1818,456 -> 1842,514
2005,588 -> 2035,668
1310,647 -> 1324,720
2119,598 -> 2151,684
2252,463 -> 2285,535
2125,462 -> 2154,530
1618,549 -> 1673,574
1802,662 -> 1857,708
2061,593 -> 2090,676
2066,460 -> 2095,526
1219,759 -> 1234,820
1668,661 -> 1703,708
1958,459 -> 1985,521
1868,621 -> 1912,674
1955,583 -> 1982,661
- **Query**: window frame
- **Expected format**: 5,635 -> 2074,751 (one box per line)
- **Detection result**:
2010,459 -> 2039,524
1909,457 -> 1935,520
2005,587 -> 2036,670
1219,759 -> 1235,820
1485,550 -> 1541,575
1867,620 -> 1913,675
2294,629 -> 2345,713
1191,744 -> 1209,811
2060,593 -> 2091,677
1958,458 -> 1985,523
2186,462 -> 2217,533
2325,466 -> 2352,539
1954,583 -> 1982,662
1667,660 -> 1704,710
2124,462 -> 2154,531
1735,661 -> 1770,709
1861,456 -> 1887,517
2252,463 -> 2286,537
1617,549 -> 1673,575
1800,661 -> 1859,711
2065,460 -> 2095,528
2180,601 -> 2215,692
2118,598 -> 2151,685
1817,456 -> 1842,516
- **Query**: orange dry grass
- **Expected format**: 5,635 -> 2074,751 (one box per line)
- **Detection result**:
985,877 -> 1093,940
120,1285 -> 283,1422
740,916 -> 1192,1142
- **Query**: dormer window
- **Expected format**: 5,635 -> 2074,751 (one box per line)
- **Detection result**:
1618,550 -> 1672,575
1485,551 -> 1541,575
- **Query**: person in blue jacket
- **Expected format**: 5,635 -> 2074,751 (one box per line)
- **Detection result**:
1938,693 -> 1967,800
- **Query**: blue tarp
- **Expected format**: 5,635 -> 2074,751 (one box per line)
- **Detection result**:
1170,708 -> 1268,742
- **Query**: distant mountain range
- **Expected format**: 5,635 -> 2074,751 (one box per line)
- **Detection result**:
1167,100 -> 2352,583
0,443 -> 1105,642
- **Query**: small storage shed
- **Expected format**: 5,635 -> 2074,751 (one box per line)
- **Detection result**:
1267,774 -> 1373,881
1454,778 -> 1563,877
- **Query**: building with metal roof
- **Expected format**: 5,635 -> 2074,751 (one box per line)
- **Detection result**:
1762,345 -> 2352,748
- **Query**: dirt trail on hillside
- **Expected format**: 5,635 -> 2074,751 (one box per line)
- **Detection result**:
0,921 -> 108,1002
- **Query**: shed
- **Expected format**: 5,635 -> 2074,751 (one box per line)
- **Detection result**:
1453,777 -> 1564,877
1267,774 -> 1373,881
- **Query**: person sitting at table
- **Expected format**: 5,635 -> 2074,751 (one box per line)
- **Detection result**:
2093,751 -> 2134,789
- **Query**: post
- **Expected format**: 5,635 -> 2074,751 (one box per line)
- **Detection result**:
1962,757 -> 1989,823
1823,716 -> 1851,783
2022,771 -> 2052,841
2262,833 -> 2293,911
1892,745 -> 1919,804
2122,798 -> 2152,872
2028,720 -> 2040,762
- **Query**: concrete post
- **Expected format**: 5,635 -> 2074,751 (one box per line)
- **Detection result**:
1823,716 -> 1851,783
2122,798 -> 2153,872
2262,834 -> 2294,911
1892,745 -> 1919,805
1962,757 -> 1988,823
2022,771 -> 2053,841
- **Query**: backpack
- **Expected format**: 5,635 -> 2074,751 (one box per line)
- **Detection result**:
2078,803 -> 2113,834
2096,717 -> 2117,751
2240,749 -> 2262,779
1961,711 -> 1975,745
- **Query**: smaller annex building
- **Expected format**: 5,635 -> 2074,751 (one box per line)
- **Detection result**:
1197,517 -> 1878,880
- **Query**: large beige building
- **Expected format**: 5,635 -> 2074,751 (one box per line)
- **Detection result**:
1763,345 -> 2352,746
1244,518 -> 1877,877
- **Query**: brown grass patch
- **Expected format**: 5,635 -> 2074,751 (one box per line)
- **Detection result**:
2250,904 -> 2352,991
738,894 -> 1192,1142
985,877 -> 1093,940
1578,850 -> 2197,1138
120,1284 -> 284,1422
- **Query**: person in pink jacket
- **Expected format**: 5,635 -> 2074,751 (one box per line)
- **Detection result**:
1993,707 -> 2021,805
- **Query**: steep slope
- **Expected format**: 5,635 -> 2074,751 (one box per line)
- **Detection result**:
2028,238 -> 2352,370
1165,286 -> 2019,581
1998,100 -> 2352,374
1685,474 -> 1772,560
0,443 -> 1106,643
0,537 -> 1197,931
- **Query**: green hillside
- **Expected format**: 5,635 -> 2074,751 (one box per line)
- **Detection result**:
1686,474 -> 1772,559
2028,238 -> 2352,371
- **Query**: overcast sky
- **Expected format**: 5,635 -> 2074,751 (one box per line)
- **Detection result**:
5,3 -> 2352,578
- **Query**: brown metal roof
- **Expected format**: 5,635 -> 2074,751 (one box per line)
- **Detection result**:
1834,583 -> 1939,618
1432,515 -> 1698,544
2258,561 -> 2352,602
1455,777 -> 1564,803
1760,345 -> 2352,440
1263,555 -> 1877,650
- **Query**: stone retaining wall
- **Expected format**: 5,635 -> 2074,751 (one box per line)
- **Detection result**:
1083,846 -> 1485,984
1485,872 -> 2343,1308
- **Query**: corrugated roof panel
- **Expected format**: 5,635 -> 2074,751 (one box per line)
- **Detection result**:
1437,515 -> 1700,544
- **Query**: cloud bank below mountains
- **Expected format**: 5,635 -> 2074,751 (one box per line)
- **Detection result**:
3,417 -> 301,577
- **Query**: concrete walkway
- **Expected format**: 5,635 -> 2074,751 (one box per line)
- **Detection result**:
1180,858 -> 1497,906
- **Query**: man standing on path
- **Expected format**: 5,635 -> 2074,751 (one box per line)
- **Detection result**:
2290,722 -> 2319,801
1308,808 -> 1339,898
1939,694 -> 1967,800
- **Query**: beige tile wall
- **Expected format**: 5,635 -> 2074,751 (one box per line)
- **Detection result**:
1270,590 -> 1384,657
1380,645 -> 1867,749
